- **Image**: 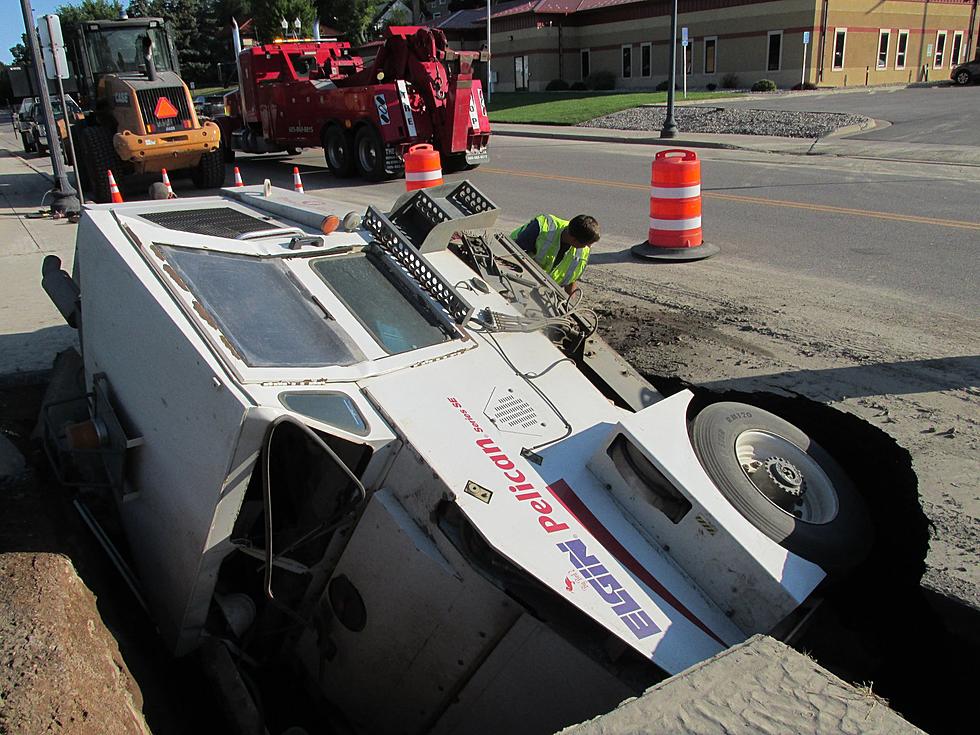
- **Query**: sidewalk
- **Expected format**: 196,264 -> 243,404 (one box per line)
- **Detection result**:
492,121 -> 980,166
0,128 -> 79,379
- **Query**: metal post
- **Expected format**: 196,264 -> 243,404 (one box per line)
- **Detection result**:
682,44 -> 687,99
660,0 -> 679,139
486,0 -> 492,102
20,0 -> 78,215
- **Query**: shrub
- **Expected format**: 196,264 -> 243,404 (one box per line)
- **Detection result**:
655,79 -> 680,91
721,72 -> 739,89
706,82 -> 717,91
546,79 -> 570,91
585,70 -> 616,90
570,81 -> 588,90
752,78 -> 778,92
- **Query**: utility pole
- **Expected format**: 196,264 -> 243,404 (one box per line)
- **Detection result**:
486,0 -> 492,101
660,0 -> 679,139
19,0 -> 78,215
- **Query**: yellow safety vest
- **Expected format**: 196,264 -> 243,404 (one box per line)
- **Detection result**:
511,214 -> 590,287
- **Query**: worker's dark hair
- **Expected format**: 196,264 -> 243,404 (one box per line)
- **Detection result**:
568,215 -> 600,245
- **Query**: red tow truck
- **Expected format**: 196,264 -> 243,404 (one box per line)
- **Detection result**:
216,25 -> 491,180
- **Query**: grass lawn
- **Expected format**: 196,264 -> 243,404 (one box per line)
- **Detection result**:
488,91 -> 741,125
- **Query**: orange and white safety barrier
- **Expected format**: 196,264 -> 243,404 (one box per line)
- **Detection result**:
160,168 -> 176,198
632,149 -> 717,261
233,166 -> 244,187
404,144 -> 443,191
107,169 -> 123,203
292,167 -> 304,193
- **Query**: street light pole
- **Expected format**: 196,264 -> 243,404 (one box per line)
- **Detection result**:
660,0 -> 679,139
486,0 -> 492,102
19,0 -> 78,215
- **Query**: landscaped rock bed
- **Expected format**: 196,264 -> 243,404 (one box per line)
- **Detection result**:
580,106 -> 869,138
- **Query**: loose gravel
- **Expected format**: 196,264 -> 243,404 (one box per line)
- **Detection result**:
580,106 -> 869,138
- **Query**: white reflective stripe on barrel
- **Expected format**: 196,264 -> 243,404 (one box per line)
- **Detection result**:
649,216 -> 702,231
405,169 -> 444,182
650,184 -> 701,199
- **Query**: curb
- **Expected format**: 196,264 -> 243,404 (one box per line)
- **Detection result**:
492,127 -> 741,150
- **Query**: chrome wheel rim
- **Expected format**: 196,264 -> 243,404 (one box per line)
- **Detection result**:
735,430 -> 839,524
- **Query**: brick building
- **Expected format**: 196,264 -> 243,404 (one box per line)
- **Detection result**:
435,0 -> 980,91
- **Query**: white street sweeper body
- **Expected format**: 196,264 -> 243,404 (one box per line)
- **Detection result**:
45,181 -> 869,734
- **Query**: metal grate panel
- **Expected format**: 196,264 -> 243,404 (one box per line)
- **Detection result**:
141,207 -> 275,238
136,86 -> 192,133
363,205 -> 473,324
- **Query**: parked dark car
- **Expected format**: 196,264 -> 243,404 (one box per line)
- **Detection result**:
14,98 -> 39,152
951,58 -> 980,85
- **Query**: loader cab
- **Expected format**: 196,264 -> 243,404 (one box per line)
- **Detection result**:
74,18 -> 179,102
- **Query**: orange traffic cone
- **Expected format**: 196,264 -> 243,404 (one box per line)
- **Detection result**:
233,166 -> 244,187
292,167 -> 304,193
160,168 -> 176,199
107,170 -> 124,203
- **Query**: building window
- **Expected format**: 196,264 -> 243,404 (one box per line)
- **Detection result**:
767,31 -> 782,72
951,31 -> 964,67
704,36 -> 717,74
686,39 -> 694,74
641,42 -> 651,77
581,49 -> 590,80
877,29 -> 890,70
895,30 -> 909,69
934,31 -> 947,68
622,45 -> 632,78
832,28 -> 846,70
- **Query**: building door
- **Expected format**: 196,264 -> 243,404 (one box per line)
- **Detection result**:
515,55 -> 530,91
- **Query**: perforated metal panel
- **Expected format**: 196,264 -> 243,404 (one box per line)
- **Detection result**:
492,393 -> 538,431
141,207 -> 274,238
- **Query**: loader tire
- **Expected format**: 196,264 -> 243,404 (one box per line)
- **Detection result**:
75,125 -> 122,204
324,125 -> 356,178
192,149 -> 226,190
354,124 -> 389,181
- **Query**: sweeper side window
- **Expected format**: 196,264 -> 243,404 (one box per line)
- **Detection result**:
160,245 -> 365,367
312,253 -> 453,354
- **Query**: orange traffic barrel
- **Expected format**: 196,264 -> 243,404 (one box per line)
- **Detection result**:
631,149 -> 718,261
404,144 -> 443,191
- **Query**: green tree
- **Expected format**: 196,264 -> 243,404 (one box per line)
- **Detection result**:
316,0 -> 384,43
9,39 -> 29,66
254,0 -> 316,43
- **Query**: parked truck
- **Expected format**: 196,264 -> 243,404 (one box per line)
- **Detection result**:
215,25 -> 491,180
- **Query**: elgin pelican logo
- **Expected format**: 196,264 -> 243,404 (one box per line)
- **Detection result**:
153,96 -> 179,120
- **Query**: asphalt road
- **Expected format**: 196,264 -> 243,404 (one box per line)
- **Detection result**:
195,135 -> 980,318
709,85 -> 980,145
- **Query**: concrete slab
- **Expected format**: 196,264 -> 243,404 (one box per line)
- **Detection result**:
559,635 -> 924,735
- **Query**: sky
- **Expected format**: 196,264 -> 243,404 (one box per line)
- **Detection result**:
4,2 -> 65,65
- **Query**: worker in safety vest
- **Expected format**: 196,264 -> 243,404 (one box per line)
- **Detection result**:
511,214 -> 600,296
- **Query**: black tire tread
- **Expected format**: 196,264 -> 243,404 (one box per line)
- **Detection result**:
691,401 -> 872,570
323,124 -> 356,178
75,125 -> 122,203
192,149 -> 226,189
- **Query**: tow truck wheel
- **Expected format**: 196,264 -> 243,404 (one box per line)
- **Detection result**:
354,125 -> 389,181
191,149 -> 227,190
690,401 -> 872,571
324,125 -> 356,178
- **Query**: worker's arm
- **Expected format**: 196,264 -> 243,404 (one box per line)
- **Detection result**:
514,219 -> 539,255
